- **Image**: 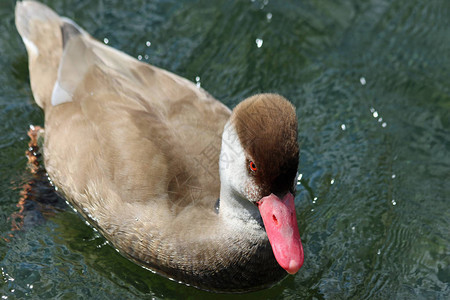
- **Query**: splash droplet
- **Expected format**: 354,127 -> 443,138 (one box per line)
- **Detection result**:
146,41 -> 151,47
103,38 -> 109,44
296,173 -> 302,185
256,38 -> 263,48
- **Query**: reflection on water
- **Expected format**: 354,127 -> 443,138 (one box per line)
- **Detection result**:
5,126 -> 66,234
0,0 -> 449,299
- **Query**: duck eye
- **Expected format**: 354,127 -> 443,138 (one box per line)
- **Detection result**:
249,161 -> 257,172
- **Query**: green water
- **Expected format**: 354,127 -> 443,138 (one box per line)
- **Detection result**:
1,0 -> 449,298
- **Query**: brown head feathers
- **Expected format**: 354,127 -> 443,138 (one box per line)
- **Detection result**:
231,93 -> 299,196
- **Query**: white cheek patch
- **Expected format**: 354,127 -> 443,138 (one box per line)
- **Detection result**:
220,122 -> 245,170
220,122 -> 251,196
244,182 -> 261,202
218,121 -> 264,223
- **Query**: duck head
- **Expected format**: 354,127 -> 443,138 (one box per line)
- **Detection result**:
219,93 -> 304,274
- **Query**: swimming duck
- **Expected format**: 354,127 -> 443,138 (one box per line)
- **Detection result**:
15,1 -> 303,292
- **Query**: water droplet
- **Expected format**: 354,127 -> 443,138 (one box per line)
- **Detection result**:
266,13 -> 272,21
391,199 -> 397,206
360,77 -> 366,85
341,124 -> 346,130
296,175 -> 302,185
144,54 -> 149,60
351,226 -> 355,231
146,41 -> 151,47
370,107 -> 375,113
103,38 -> 109,44
255,38 -> 263,48
137,55 -> 143,60
195,76 -> 201,87
330,179 -> 335,184
373,111 -> 378,118
378,117 -> 383,122
377,249 -> 381,255
382,122 -> 387,128
392,174 -> 396,179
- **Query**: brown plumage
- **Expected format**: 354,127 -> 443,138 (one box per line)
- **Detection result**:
15,1 -> 302,292
232,94 -> 299,196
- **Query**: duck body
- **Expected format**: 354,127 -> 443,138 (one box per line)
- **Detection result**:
15,1 -> 303,292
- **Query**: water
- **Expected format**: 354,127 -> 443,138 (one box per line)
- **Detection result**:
1,0 -> 449,298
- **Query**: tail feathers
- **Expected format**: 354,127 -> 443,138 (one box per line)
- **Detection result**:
15,1 -> 86,109
61,18 -> 83,48
16,1 -> 85,51
15,1 -> 60,51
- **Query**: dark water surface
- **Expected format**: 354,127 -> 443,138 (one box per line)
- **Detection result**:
1,0 -> 449,298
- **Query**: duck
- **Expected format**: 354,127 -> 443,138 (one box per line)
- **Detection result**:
15,0 -> 304,292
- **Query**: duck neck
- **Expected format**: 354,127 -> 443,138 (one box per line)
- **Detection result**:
218,184 -> 261,223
